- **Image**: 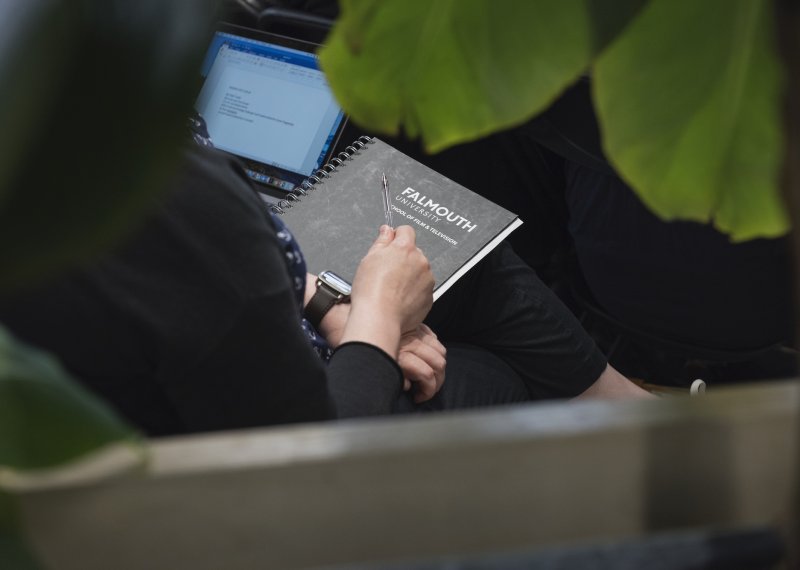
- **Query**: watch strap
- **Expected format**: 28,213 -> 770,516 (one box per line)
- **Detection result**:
305,285 -> 342,329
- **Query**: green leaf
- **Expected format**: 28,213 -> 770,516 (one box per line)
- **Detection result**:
0,325 -> 139,472
593,0 -> 788,240
320,0 -> 645,153
0,492 -> 42,570
0,0 -> 215,293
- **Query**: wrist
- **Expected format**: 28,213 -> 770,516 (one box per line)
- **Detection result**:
340,303 -> 403,358
317,302 -> 350,347
304,271 -> 351,331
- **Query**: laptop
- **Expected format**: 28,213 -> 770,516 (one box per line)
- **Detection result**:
194,23 -> 348,201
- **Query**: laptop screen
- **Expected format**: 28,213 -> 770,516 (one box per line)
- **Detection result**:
195,26 -> 346,194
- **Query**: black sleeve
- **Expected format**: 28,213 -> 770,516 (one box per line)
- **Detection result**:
327,342 -> 403,418
162,289 -> 338,431
0,146 -> 403,435
154,148 -> 404,429
164,296 -> 404,429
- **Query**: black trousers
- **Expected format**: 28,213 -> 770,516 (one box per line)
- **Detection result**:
394,241 -> 607,413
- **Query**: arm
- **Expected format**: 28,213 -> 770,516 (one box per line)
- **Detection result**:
316,225 -> 433,356
306,294 -> 446,403
574,364 -> 655,400
158,153 -> 416,428
305,226 -> 445,402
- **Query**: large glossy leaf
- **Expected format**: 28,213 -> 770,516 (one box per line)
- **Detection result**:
593,0 -> 788,240
0,0 -> 215,292
320,0 -> 646,153
0,325 -> 139,473
0,324 -> 141,567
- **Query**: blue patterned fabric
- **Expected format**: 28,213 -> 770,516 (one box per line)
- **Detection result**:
188,113 -> 333,361
271,215 -> 334,361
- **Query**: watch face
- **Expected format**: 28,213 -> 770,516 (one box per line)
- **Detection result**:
318,271 -> 352,296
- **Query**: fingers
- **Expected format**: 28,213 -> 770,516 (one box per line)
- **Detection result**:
405,338 -> 446,372
354,225 -> 433,329
369,224 -> 416,250
391,225 -> 417,248
416,324 -> 446,357
371,225 -> 395,247
398,352 -> 439,403
398,325 -> 446,403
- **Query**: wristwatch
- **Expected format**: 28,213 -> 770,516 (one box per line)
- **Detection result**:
305,270 -> 352,329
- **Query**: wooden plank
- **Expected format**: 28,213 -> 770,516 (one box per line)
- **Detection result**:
14,381 -> 799,570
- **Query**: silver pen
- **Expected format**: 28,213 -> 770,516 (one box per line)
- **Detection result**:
381,172 -> 394,228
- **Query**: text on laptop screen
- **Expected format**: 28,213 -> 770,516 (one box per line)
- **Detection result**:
195,31 -> 346,191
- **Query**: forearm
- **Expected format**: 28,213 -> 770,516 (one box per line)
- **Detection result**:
303,272 -> 352,346
305,222 -> 433,362
338,303 -> 402,358
303,276 -> 404,417
327,342 -> 403,417
574,364 -> 654,400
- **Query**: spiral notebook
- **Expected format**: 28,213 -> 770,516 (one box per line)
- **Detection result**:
272,137 -> 523,300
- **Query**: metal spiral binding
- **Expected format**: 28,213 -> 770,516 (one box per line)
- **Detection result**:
270,136 -> 374,214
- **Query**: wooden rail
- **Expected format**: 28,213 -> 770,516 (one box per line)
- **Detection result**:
15,380 -> 799,569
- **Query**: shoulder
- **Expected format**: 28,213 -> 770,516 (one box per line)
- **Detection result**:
147,146 -> 292,297
168,146 -> 275,237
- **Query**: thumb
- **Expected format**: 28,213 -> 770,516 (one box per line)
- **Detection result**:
372,224 -> 395,247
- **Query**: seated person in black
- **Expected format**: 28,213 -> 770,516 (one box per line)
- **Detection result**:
518,78 -> 796,385
0,145 -> 649,436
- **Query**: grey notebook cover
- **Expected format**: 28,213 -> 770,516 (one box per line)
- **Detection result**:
279,138 -> 523,299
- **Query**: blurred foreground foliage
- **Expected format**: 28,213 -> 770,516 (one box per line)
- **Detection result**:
320,0 -> 789,241
0,0 -> 214,566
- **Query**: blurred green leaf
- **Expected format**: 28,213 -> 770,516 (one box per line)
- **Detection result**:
0,491 -> 41,570
320,0 -> 646,153
0,325 -> 139,472
0,0 -> 216,292
593,0 -> 788,240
